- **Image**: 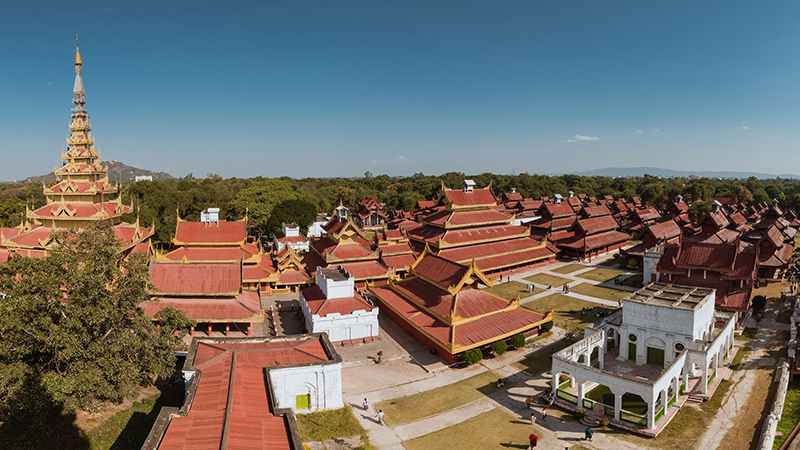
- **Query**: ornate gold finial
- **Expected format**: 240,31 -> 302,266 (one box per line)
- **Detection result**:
75,35 -> 82,66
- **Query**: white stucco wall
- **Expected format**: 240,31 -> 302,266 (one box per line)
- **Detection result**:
309,309 -> 380,342
269,363 -> 343,412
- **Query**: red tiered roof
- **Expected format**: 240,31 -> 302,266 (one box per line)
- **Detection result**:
164,245 -> 257,262
413,253 -> 468,287
150,263 -> 241,295
301,285 -> 373,316
339,261 -> 390,279
140,291 -> 261,321
423,209 -> 512,227
158,339 -> 333,450
444,189 -> 496,207
576,216 -> 619,235
175,221 -> 246,244
646,220 -> 681,242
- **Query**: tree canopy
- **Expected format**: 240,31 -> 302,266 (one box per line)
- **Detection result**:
0,225 -> 190,423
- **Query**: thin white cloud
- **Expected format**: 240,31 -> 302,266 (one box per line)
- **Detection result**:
742,126 -> 749,130
654,128 -> 659,132
635,130 -> 643,133
558,134 -> 601,144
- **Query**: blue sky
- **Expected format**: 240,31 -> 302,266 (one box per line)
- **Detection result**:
1,1 -> 798,180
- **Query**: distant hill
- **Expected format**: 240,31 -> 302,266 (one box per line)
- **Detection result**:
22,161 -> 174,184
564,167 -> 800,179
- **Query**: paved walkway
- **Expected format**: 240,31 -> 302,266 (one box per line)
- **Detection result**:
314,256 -> 794,449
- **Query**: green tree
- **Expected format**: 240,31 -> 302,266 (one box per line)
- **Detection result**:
639,183 -> 664,210
265,199 -> 318,237
232,178 -> 297,234
687,201 -> 711,224
731,184 -> 753,204
688,178 -> 714,202
0,225 -> 189,420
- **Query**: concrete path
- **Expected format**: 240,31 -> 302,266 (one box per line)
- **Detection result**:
696,295 -> 791,450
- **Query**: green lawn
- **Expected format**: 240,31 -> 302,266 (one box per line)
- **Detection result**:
85,383 -> 185,450
296,407 -> 365,442
774,380 -> 800,449
524,273 -> 573,288
598,258 -> 619,267
737,328 -> 758,342
576,267 -> 625,283
513,340 -> 569,376
375,370 -> 505,426
570,283 -> 629,302
481,280 -> 541,299
402,408 -> 541,450
523,293 -> 616,325
551,263 -> 588,274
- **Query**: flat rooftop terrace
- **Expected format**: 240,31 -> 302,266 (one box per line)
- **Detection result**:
624,282 -> 714,310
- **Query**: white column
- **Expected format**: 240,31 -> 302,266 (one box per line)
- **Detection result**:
682,362 -> 690,393
552,371 -> 561,393
577,380 -> 585,408
647,393 -> 657,429
614,392 -> 623,421
701,362 -> 709,395
617,332 -> 628,361
599,345 -> 605,369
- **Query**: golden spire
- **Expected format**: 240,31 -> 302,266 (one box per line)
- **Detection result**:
75,35 -> 82,65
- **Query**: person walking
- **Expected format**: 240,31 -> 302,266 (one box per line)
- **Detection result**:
584,426 -> 594,441
531,412 -> 536,425
541,407 -> 547,420
377,410 -> 385,426
525,395 -> 533,409
362,398 -> 369,411
529,433 -> 538,448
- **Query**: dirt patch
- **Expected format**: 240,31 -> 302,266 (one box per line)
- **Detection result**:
74,385 -> 161,432
719,368 -> 775,450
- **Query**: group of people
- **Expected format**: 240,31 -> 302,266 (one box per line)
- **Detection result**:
362,398 -> 385,426
562,283 -> 570,293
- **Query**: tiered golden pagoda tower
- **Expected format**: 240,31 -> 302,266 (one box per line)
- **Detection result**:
0,41 -> 152,256
27,41 -> 131,228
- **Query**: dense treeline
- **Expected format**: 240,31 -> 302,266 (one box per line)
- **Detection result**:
2,172 -> 800,244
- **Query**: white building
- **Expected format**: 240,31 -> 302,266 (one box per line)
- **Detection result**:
308,213 -> 331,239
551,283 -> 736,433
273,222 -> 309,252
299,266 -> 380,345
135,175 -> 153,182
143,334 -> 343,450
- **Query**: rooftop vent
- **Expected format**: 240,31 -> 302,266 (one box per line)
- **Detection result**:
554,193 -> 563,204
200,207 -> 220,225
462,179 -> 475,193
675,195 -> 684,204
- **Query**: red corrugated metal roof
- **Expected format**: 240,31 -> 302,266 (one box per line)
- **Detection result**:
436,238 -> 541,262
151,263 -> 240,295
164,246 -> 256,262
557,230 -> 629,251
453,289 -> 509,319
542,203 -> 576,218
141,291 -> 260,321
8,227 -> 53,246
175,221 -> 246,244
581,205 -> 612,218
647,220 -> 681,241
381,253 -> 417,270
413,254 -> 467,287
0,227 -> 21,239
442,225 -> 528,245
454,308 -> 544,347
635,208 -> 661,222
330,243 -> 371,260
301,285 -> 373,317
444,189 -> 497,207
379,243 -> 413,255
339,261 -> 390,279
676,241 -> 736,271
277,270 -> 309,284
576,215 -> 619,235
